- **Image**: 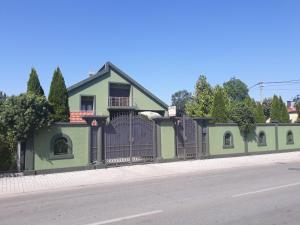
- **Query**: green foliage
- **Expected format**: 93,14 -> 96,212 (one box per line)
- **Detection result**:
262,98 -> 272,119
0,134 -> 15,171
171,90 -> 191,116
270,95 -> 280,122
255,102 -> 265,123
223,77 -> 249,102
27,68 -> 45,96
0,93 -> 51,142
48,67 -> 70,122
229,102 -> 256,134
186,75 -> 213,117
296,102 -> 300,119
292,94 -> 300,104
0,91 -> 6,103
211,86 -> 228,123
270,95 -> 290,123
279,97 -> 290,123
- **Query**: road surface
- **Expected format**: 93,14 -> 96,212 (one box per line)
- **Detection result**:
1,161 -> 300,225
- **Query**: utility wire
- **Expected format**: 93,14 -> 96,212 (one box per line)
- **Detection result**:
249,79 -> 300,103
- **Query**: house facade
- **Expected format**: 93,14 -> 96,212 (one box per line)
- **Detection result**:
67,62 -> 168,122
22,62 -> 300,174
24,62 -> 169,172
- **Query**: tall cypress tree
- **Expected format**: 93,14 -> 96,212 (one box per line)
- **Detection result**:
48,67 -> 70,122
27,68 -> 45,96
211,86 -> 228,123
255,102 -> 265,123
279,96 -> 290,123
0,91 -> 6,103
270,95 -> 281,122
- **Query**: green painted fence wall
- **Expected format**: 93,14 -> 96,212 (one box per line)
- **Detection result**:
208,125 -> 245,156
159,121 -> 176,159
28,120 -> 300,172
277,125 -> 300,151
33,124 -> 89,170
247,125 -> 276,153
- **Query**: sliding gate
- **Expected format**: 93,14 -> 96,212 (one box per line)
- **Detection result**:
104,114 -> 156,164
176,116 -> 198,159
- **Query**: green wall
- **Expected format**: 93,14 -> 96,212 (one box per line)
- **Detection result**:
68,69 -> 166,116
247,126 -> 276,152
33,125 -> 89,170
160,121 -> 176,159
277,125 -> 300,150
208,125 -> 245,155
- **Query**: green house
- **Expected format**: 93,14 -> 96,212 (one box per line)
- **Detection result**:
68,62 -> 168,122
24,62 -> 169,173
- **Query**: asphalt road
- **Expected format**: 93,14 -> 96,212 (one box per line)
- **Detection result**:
1,161 -> 300,225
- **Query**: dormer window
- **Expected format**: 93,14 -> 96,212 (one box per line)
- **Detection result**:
81,96 -> 95,111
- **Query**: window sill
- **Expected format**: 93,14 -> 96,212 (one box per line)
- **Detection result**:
257,143 -> 267,147
49,154 -> 74,160
223,145 -> 234,149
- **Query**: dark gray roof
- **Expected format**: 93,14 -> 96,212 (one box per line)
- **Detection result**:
67,62 -> 168,109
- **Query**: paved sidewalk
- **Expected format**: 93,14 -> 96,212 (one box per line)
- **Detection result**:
1,151 -> 300,198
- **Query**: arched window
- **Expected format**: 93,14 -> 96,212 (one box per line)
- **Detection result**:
223,131 -> 234,149
258,131 -> 267,146
287,130 -> 294,145
50,134 -> 73,160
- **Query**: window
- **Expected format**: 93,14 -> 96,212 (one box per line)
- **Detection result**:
54,137 -> 69,155
50,134 -> 73,160
81,96 -> 95,111
287,130 -> 294,145
258,131 -> 267,146
223,131 -> 234,149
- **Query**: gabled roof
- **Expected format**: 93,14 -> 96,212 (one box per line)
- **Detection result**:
67,62 -> 168,109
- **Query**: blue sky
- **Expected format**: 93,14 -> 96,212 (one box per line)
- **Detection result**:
1,0 -> 300,104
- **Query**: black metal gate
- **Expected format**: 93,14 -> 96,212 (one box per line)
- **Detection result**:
104,114 -> 156,164
176,116 -> 198,159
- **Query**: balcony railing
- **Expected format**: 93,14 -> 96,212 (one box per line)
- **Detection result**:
108,96 -> 130,107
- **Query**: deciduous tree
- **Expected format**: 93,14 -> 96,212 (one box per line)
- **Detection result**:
229,102 -> 256,134
171,90 -> 192,116
223,77 -> 249,102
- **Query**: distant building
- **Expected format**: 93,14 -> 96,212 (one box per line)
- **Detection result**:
287,101 -> 298,123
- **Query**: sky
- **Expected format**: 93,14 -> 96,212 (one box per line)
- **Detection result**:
1,0 -> 300,104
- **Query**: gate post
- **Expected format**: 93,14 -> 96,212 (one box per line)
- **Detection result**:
129,111 -> 133,163
192,118 -> 212,159
82,116 -> 108,167
182,115 -> 186,160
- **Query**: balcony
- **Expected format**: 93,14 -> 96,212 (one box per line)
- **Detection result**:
108,96 -> 131,107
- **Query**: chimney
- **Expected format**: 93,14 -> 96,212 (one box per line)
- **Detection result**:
88,71 -> 95,77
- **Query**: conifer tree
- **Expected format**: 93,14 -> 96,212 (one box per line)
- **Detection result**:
270,95 -> 281,122
0,91 -> 6,103
186,75 -> 213,117
48,67 -> 70,122
27,68 -> 45,96
279,96 -> 290,123
255,102 -> 265,123
211,86 -> 228,123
